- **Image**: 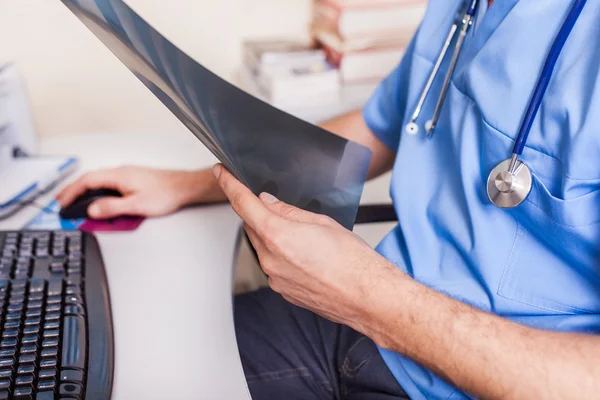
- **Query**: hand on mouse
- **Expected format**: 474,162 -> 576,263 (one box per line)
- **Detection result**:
56,166 -> 227,219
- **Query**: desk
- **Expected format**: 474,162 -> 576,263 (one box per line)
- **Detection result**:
0,131 -> 393,399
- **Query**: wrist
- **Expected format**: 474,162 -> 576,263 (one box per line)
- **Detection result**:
176,169 -> 226,207
352,260 -> 413,349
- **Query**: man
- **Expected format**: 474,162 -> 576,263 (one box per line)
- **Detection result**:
57,0 -> 600,398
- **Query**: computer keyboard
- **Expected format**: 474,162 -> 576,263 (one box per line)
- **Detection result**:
0,231 -> 113,399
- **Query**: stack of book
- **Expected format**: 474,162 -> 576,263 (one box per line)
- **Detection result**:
240,40 -> 341,109
312,0 -> 427,83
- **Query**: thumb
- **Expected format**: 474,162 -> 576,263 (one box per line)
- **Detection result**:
87,196 -> 142,219
259,193 -> 325,225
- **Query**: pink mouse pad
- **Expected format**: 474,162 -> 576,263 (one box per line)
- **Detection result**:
79,216 -> 145,232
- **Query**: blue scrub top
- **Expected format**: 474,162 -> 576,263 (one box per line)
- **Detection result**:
362,0 -> 600,398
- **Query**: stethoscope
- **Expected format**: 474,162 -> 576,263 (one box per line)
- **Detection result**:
404,0 -> 587,209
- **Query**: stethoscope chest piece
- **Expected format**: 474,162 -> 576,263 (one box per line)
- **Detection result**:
486,158 -> 532,209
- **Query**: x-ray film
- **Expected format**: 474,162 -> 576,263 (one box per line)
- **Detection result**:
60,0 -> 372,230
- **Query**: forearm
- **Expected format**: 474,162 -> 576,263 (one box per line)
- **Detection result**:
320,110 -> 396,180
358,267 -> 600,399
182,110 -> 394,207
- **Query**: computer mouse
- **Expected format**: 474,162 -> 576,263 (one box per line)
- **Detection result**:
59,188 -> 123,220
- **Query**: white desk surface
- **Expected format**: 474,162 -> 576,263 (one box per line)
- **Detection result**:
0,131 -> 393,399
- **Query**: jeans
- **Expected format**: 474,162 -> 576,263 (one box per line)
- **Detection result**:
234,288 -> 409,400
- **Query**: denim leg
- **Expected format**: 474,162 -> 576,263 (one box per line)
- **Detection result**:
234,288 -> 408,400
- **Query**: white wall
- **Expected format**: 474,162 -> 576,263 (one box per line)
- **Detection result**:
0,0 -> 311,137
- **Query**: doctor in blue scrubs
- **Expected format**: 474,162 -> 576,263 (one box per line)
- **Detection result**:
58,0 -> 600,398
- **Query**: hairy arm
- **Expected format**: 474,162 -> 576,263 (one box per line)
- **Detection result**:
212,164 -> 600,400
360,270 -> 600,399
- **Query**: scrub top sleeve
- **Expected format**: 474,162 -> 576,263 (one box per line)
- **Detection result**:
362,37 -> 418,151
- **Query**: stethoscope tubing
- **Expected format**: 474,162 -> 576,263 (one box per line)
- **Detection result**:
511,0 -> 588,157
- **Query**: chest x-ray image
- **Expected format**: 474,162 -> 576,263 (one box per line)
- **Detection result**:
59,0 -> 372,230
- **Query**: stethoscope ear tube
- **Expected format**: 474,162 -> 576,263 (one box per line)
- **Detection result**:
426,9 -> 475,137
404,0 -> 479,136
405,23 -> 458,136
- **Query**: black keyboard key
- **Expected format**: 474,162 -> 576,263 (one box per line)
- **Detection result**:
14,272 -> 30,280
26,301 -> 42,310
41,348 -> 58,358
7,304 -> 23,313
0,358 -> 14,368
40,358 -> 57,368
45,304 -> 61,313
61,316 -> 86,370
47,279 -> 63,297
60,369 -> 83,383
64,295 -> 83,305
18,354 -> 36,364
45,313 -> 60,321
35,248 -> 49,258
67,271 -> 81,280
9,295 -> 25,305
60,382 -> 83,398
36,392 -> 55,400
65,285 -> 81,296
28,293 -> 43,302
43,329 -> 59,338
17,365 -> 35,375
52,249 -> 66,258
50,266 -> 64,275
42,338 -> 59,348
16,374 -> 34,386
1,338 -> 17,347
46,296 -> 61,305
0,380 -> 10,390
21,335 -> 38,345
28,279 -> 45,294
32,258 -> 50,278
24,317 -> 41,326
25,309 -> 42,318
38,368 -> 56,379
0,349 -> 15,358
0,390 -> 8,399
6,312 -> 21,321
38,379 -> 56,390
44,321 -> 59,330
13,386 -> 33,399
23,326 -> 39,335
0,281 -> 8,292
3,320 -> 20,329
65,275 -> 80,286
2,329 -> 19,338
20,345 -> 37,354
0,369 -> 10,379
12,279 -> 27,289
